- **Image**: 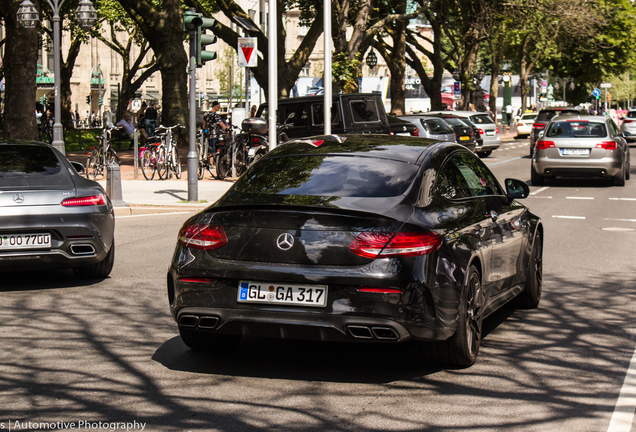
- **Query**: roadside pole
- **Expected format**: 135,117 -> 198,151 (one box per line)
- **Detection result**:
187,12 -> 198,202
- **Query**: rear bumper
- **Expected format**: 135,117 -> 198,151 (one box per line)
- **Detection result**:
532,156 -> 622,178
480,135 -> 502,150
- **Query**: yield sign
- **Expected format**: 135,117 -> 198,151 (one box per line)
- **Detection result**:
238,38 -> 257,67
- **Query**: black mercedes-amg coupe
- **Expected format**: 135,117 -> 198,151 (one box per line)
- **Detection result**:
168,135 -> 542,367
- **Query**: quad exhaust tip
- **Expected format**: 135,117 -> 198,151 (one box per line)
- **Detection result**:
347,325 -> 399,341
178,314 -> 219,329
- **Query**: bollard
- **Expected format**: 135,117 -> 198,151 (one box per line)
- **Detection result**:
106,161 -> 128,207
133,130 -> 138,179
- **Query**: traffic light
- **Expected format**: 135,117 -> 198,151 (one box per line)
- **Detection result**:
607,91 -> 611,102
98,97 -> 103,106
183,10 -> 217,67
86,95 -> 91,104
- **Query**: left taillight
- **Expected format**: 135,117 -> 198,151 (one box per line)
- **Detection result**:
596,141 -> 617,150
61,194 -> 106,206
349,232 -> 442,259
178,223 -> 228,250
412,129 -> 419,137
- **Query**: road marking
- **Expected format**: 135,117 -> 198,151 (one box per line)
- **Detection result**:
528,196 -> 553,199
604,218 -> 636,222
117,211 -> 194,219
602,227 -> 635,232
607,344 -> 636,432
552,215 -> 586,219
566,196 -> 595,200
531,187 -> 550,195
486,157 -> 523,167
609,198 -> 636,201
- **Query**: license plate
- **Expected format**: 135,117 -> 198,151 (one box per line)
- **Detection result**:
459,136 -> 470,141
238,281 -> 328,307
0,233 -> 51,250
486,130 -> 495,136
561,148 -> 590,156
396,132 -> 410,136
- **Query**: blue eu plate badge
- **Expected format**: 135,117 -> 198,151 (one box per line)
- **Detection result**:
239,282 -> 249,300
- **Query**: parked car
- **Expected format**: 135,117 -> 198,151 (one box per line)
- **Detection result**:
516,112 -> 538,138
531,115 -> 630,186
0,141 -> 115,277
426,113 -> 478,153
256,93 -> 392,139
398,115 -> 456,143
387,115 -> 419,136
429,110 -> 501,157
619,109 -> 636,143
168,134 -> 543,367
529,107 -> 589,156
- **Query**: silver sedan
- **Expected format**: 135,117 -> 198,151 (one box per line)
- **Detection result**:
531,115 -> 631,186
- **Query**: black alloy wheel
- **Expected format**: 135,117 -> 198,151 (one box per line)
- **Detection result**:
514,232 -> 542,309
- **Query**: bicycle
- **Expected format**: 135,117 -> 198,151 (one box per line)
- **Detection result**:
139,137 -> 162,181
196,129 -> 215,180
216,125 -> 246,180
85,126 -> 121,180
39,120 -> 53,144
154,124 -> 183,180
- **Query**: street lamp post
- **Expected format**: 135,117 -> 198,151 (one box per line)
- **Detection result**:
554,77 -> 575,106
17,0 -> 96,155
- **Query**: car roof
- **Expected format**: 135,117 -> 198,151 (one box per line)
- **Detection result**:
0,139 -> 54,148
398,115 -> 452,121
550,115 -> 607,122
270,134 -> 448,164
539,107 -> 582,112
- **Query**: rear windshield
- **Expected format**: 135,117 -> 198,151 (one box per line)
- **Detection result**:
521,113 -> 537,120
350,100 -> 381,123
537,110 -> 580,121
233,155 -> 419,198
546,121 -> 607,138
0,145 -> 72,187
423,118 -> 453,134
444,117 -> 468,127
469,114 -> 495,125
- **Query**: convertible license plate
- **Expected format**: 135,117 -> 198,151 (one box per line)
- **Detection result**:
459,135 -> 470,141
561,148 -> 590,156
238,281 -> 328,307
0,233 -> 51,250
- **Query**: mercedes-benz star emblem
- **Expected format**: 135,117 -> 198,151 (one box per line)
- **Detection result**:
13,194 -> 25,204
276,233 -> 294,250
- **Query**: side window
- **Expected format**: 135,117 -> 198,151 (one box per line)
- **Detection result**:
433,159 -> 473,200
608,120 -> 618,136
281,103 -> 309,128
350,100 -> 380,123
451,153 -> 503,196
311,102 -> 340,126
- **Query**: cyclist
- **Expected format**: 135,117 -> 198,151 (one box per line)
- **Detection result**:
202,101 -> 228,157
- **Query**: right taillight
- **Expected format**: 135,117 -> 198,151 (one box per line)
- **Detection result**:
596,141 -> 617,150
536,140 -> 555,150
349,232 -> 442,259
178,224 -> 228,250
532,123 -> 546,129
623,119 -> 633,123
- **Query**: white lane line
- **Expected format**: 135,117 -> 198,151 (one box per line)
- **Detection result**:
609,198 -> 636,201
604,218 -> 636,222
530,187 -> 550,196
602,227 -> 635,232
528,196 -> 553,199
486,157 -> 523,167
566,196 -> 595,200
607,344 -> 636,432
117,211 -> 194,219
552,215 -> 586,219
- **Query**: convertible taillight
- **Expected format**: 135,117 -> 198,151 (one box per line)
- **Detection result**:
596,141 -> 617,150
349,232 -> 442,259
61,194 -> 106,206
536,140 -> 555,150
178,224 -> 227,250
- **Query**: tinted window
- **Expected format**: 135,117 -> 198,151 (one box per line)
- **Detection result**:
0,145 -> 72,187
350,100 -> 380,123
311,102 -> 341,126
451,153 -> 502,196
423,118 -> 453,134
444,117 -> 467,127
434,159 -> 472,200
469,114 -> 495,125
233,156 -> 419,198
456,118 -> 476,128
280,103 -> 309,128
536,109 -> 580,121
546,121 -> 606,138
627,111 -> 636,119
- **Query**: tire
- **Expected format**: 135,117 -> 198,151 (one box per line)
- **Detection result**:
73,241 -> 115,279
156,145 -> 167,180
477,150 -> 492,158
234,148 -> 247,177
614,164 -> 626,186
179,326 -> 242,352
141,149 -> 155,181
514,232 -> 543,309
173,148 -> 182,179
531,164 -> 544,186
106,149 -> 120,165
196,144 -> 205,180
86,149 -> 101,180
428,265 -> 484,367
216,151 -> 230,180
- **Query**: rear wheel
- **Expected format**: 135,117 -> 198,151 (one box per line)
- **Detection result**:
74,242 -> 115,279
173,148 -> 182,179
86,149 -> 101,180
614,164 -> 626,186
514,232 -> 542,309
477,150 -> 492,158
156,145 -> 167,180
531,164 -> 544,186
179,327 -> 242,351
141,149 -> 155,181
216,151 -> 230,180
428,265 -> 484,367
196,144 -> 205,180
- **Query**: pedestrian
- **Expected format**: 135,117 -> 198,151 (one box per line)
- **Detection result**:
144,101 -> 158,137
202,101 -> 228,157
486,106 -> 494,121
505,103 -> 513,128
249,105 -> 257,118
136,101 -> 148,146
116,112 -> 135,139
291,80 -> 299,98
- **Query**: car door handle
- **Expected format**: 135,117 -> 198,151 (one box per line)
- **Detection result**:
487,210 -> 499,222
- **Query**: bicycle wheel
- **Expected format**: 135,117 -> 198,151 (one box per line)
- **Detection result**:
196,143 -> 205,180
173,148 -> 182,179
234,148 -> 247,177
141,149 -> 155,181
156,145 -> 168,180
86,148 -> 101,180
106,148 -> 119,166
216,150 -> 230,180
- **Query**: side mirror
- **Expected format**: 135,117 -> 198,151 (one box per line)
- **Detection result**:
70,161 -> 85,174
505,178 -> 530,200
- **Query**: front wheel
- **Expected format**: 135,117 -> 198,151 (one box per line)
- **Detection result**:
140,149 -> 155,181
173,148 -> 182,179
196,144 -> 205,180
86,149 -> 101,180
216,151 -> 230,180
156,145 -> 167,180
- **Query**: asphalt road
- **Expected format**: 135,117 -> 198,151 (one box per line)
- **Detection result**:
1,139 -> 635,432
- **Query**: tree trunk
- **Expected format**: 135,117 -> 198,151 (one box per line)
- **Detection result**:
1,1 -> 39,140
387,0 -> 408,115
60,37 -> 82,130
